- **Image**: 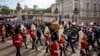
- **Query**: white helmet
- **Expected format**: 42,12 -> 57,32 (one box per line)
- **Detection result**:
90,22 -> 94,26
20,24 -> 25,30
72,22 -> 77,25
31,24 -> 36,30
44,26 -> 50,34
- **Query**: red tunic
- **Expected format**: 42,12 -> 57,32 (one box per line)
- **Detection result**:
50,42 -> 60,56
81,39 -> 88,49
0,25 -> 6,36
21,28 -> 27,36
13,34 -> 23,48
30,29 -> 37,38
45,34 -> 51,43
58,37 -> 65,44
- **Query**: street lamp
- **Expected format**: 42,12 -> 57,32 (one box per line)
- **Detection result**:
73,7 -> 79,22
33,5 -> 37,20
54,3 -> 59,21
40,11 -> 43,22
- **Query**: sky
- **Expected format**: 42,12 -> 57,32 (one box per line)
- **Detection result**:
0,0 -> 55,9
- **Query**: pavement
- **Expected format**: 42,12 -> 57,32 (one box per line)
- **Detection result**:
0,35 -> 99,56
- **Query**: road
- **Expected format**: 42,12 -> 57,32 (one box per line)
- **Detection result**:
0,35 -> 99,56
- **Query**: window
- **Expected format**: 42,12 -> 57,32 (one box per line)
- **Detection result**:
99,4 -> 100,15
94,12 -> 96,16
75,3 -> 78,8
94,3 -> 96,11
94,3 -> 96,16
86,3 -> 89,12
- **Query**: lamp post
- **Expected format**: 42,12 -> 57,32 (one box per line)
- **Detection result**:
33,5 -> 37,20
40,11 -> 43,22
73,7 -> 79,23
54,3 -> 59,21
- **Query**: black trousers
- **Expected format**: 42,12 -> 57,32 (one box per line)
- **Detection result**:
93,38 -> 100,47
66,42 -> 75,53
60,45 -> 66,56
36,38 -> 43,46
80,48 -> 89,56
22,36 -> 27,49
32,38 -> 38,51
88,38 -> 95,48
45,42 -> 50,53
16,47 -> 21,56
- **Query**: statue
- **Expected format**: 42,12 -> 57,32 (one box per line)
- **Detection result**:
16,2 -> 22,20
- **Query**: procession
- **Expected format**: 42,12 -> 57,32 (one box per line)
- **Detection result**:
0,17 -> 100,56
0,0 -> 100,56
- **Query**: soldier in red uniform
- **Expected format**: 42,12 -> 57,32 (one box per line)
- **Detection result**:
30,24 -> 38,51
50,21 -> 60,56
44,31 -> 51,53
80,35 -> 89,56
50,40 -> 60,56
20,25 -> 27,49
0,24 -> 6,42
58,34 -> 66,56
13,28 -> 23,56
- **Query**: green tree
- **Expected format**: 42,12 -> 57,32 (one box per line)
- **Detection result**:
0,5 -> 11,14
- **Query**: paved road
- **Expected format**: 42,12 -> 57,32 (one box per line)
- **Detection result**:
0,35 -> 99,56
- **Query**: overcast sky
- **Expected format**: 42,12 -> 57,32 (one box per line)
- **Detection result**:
0,0 -> 55,9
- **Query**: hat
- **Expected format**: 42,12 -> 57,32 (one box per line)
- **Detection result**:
72,22 -> 77,25
44,26 -> 50,34
90,22 -> 94,25
15,28 -> 20,34
80,22 -> 86,27
31,24 -> 36,30
51,21 -> 61,30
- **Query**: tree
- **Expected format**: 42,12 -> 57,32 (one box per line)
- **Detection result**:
0,5 -> 11,14
42,7 -> 51,13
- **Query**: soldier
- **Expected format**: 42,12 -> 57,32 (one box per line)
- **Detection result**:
86,26 -> 94,50
13,28 -> 23,56
36,25 -> 43,46
58,34 -> 66,56
80,35 -> 89,56
45,31 -> 51,53
93,22 -> 100,47
79,22 -> 87,44
30,24 -> 38,51
0,24 -> 6,42
20,24 -> 28,49
50,21 -> 60,56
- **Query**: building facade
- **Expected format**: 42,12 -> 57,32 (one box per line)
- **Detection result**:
51,0 -> 100,21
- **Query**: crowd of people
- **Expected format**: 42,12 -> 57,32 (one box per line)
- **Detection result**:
0,19 -> 100,56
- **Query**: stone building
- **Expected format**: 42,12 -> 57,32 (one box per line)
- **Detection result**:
51,0 -> 100,25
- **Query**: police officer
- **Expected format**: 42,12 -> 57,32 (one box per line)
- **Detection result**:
36,25 -> 43,46
90,22 -> 100,48
87,22 -> 96,50
66,31 -> 76,53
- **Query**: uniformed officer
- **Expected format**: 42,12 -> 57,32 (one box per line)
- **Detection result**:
58,34 -> 66,56
30,24 -> 38,51
44,26 -> 51,53
20,24 -> 28,49
13,28 -> 23,56
50,21 -> 60,56
80,34 -> 89,56
0,24 -> 6,42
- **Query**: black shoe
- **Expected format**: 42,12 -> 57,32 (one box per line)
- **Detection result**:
32,47 -> 34,49
72,51 -> 76,53
25,46 -> 28,49
46,51 -> 49,53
